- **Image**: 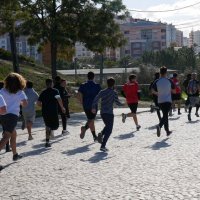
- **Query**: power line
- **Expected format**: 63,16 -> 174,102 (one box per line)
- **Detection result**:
128,1 -> 200,12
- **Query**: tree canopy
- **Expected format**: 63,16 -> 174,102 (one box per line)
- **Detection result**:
19,0 -> 128,79
142,47 -> 196,71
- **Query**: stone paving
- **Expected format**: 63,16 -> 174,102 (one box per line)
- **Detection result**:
1,108 -> 200,200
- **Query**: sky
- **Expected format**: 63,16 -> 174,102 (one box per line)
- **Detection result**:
122,0 -> 200,37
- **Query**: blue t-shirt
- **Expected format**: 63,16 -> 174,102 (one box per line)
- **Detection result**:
78,80 -> 101,110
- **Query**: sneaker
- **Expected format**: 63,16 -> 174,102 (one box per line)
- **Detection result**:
136,125 -> 141,131
195,113 -> 199,117
0,165 -> 4,171
166,131 -> 172,136
97,132 -> 103,144
80,126 -> 86,139
62,130 -> 69,136
45,142 -> 51,148
188,114 -> 191,121
156,125 -> 161,137
28,135 -> 33,140
50,131 -> 55,139
13,153 -> 23,161
122,113 -> 127,123
100,147 -> 109,152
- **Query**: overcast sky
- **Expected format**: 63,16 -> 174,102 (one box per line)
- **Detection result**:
122,0 -> 200,37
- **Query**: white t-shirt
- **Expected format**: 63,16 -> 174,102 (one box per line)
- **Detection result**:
0,88 -> 27,116
0,94 -> 6,108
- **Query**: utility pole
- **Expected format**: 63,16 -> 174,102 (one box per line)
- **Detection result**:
100,54 -> 104,85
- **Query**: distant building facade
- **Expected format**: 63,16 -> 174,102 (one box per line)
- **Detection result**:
75,42 -> 94,59
0,34 -> 42,62
189,30 -> 200,47
183,37 -> 189,47
119,18 -> 183,58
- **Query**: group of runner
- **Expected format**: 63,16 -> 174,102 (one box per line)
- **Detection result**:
0,66 -> 199,170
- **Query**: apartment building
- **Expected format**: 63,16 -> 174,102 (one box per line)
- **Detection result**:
189,30 -> 200,54
189,30 -> 200,47
183,37 -> 189,47
120,19 -> 183,58
0,34 -> 42,62
75,42 -> 94,59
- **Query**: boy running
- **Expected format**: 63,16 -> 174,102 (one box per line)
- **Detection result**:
152,67 -> 175,137
121,74 -> 141,131
92,78 -> 123,152
187,72 -> 200,121
37,79 -> 65,147
78,72 -> 101,142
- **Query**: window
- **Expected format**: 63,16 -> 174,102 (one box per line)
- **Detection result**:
161,35 -> 166,39
125,50 -> 130,54
162,42 -> 166,46
161,29 -> 166,33
124,30 -> 130,34
132,43 -> 141,48
141,29 -> 152,40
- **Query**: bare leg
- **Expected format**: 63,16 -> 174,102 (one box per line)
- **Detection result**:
27,121 -> 33,139
127,113 -> 139,126
10,130 -> 17,155
0,131 -> 11,151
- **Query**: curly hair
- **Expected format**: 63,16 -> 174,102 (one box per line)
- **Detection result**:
4,73 -> 26,93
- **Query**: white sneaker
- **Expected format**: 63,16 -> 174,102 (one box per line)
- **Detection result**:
62,130 -> 69,136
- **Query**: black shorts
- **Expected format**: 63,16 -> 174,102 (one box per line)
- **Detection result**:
43,114 -> 59,130
172,94 -> 181,101
128,103 -> 138,114
0,113 -> 18,133
84,109 -> 96,120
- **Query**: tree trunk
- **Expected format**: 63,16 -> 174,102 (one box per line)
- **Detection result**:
9,32 -> 19,73
51,41 -> 58,80
100,54 -> 104,85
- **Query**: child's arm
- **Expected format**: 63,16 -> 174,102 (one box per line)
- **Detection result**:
114,92 -> 124,106
91,91 -> 102,113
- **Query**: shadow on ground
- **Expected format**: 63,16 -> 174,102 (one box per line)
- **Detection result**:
22,147 -> 51,157
145,138 -> 171,150
32,137 -> 65,149
80,152 -> 115,163
169,117 -> 180,121
62,143 -> 94,156
186,120 -> 200,124
114,132 -> 135,140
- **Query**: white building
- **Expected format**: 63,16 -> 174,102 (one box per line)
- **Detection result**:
0,34 -> 42,62
75,42 -> 94,59
183,37 -> 189,47
189,30 -> 200,54
189,30 -> 200,47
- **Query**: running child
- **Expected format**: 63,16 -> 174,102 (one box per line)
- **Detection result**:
92,77 -> 123,152
121,74 -> 141,131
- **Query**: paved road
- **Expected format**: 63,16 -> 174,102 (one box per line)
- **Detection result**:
1,108 -> 200,200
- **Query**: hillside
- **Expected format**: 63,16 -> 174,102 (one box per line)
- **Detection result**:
0,59 -> 82,113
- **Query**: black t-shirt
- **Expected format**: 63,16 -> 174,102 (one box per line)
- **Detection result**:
54,84 -> 70,106
38,88 -> 60,116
